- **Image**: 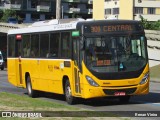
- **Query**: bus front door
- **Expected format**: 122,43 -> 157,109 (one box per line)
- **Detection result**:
15,37 -> 23,87
74,65 -> 81,94
73,39 -> 81,95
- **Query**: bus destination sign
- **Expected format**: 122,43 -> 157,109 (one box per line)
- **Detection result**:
84,24 -> 139,33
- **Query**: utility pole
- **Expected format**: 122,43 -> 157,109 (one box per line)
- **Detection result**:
56,0 -> 61,19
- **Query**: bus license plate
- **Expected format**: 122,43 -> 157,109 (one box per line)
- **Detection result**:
114,92 -> 126,96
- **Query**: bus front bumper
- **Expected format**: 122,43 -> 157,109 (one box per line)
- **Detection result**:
81,82 -> 149,99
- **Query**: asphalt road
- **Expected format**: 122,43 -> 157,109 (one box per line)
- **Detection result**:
0,69 -> 160,119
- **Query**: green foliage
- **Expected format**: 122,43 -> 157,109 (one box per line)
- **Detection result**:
140,16 -> 160,30
150,64 -> 160,79
72,13 -> 76,18
0,9 -> 17,22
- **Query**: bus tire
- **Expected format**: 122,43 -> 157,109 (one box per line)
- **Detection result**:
65,80 -> 76,105
119,96 -> 130,103
26,76 -> 37,98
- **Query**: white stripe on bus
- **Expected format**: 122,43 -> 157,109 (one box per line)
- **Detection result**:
7,58 -> 71,61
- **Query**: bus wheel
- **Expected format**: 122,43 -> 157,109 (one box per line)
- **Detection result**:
119,96 -> 130,103
26,76 -> 37,98
65,80 -> 75,105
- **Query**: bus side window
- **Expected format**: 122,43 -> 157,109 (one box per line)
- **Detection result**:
61,32 -> 71,58
40,34 -> 49,58
31,34 -> 39,58
8,36 -> 15,57
22,35 -> 30,57
50,33 -> 60,58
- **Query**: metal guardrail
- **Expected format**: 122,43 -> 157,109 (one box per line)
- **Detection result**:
0,23 -> 30,33
145,30 -> 160,63
145,30 -> 160,50
149,59 -> 160,62
0,23 -> 19,29
0,23 -> 29,28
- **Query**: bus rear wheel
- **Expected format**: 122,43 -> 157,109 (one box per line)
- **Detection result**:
26,76 -> 37,98
65,80 -> 76,105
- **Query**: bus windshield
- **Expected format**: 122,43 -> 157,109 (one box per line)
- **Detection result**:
85,35 -> 147,73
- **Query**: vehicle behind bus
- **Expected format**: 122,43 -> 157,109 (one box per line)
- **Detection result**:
0,51 -> 4,70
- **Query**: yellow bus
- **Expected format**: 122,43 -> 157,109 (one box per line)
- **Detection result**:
7,19 -> 149,104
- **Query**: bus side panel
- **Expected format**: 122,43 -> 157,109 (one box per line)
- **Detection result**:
38,60 -> 48,91
57,60 -> 74,95
19,59 -> 73,95
21,59 -> 27,88
34,59 -> 65,94
7,58 -> 18,86
47,60 -> 64,94
37,59 -> 73,95
29,59 -> 39,90
48,60 -> 73,94
21,59 -> 39,89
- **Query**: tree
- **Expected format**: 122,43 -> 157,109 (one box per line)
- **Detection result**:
140,16 -> 160,30
1,9 -> 17,22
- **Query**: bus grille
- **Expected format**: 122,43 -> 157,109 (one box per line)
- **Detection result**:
103,88 -> 137,95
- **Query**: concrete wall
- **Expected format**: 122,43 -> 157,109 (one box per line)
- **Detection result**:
119,0 -> 133,20
93,0 -> 160,21
135,0 -> 160,7
93,0 -> 105,20
145,30 -> 160,67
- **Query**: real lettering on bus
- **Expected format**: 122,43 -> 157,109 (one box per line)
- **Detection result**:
91,25 -> 133,33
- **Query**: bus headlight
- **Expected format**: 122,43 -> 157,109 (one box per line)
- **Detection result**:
86,76 -> 99,87
140,72 -> 149,85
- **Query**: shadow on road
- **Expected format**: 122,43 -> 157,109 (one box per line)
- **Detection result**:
81,92 -> 160,107
23,91 -> 160,106
82,92 -> 160,106
24,92 -> 66,101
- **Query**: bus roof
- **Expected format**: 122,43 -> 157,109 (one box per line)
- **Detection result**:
77,19 -> 141,26
8,19 -> 142,35
8,18 -> 85,35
